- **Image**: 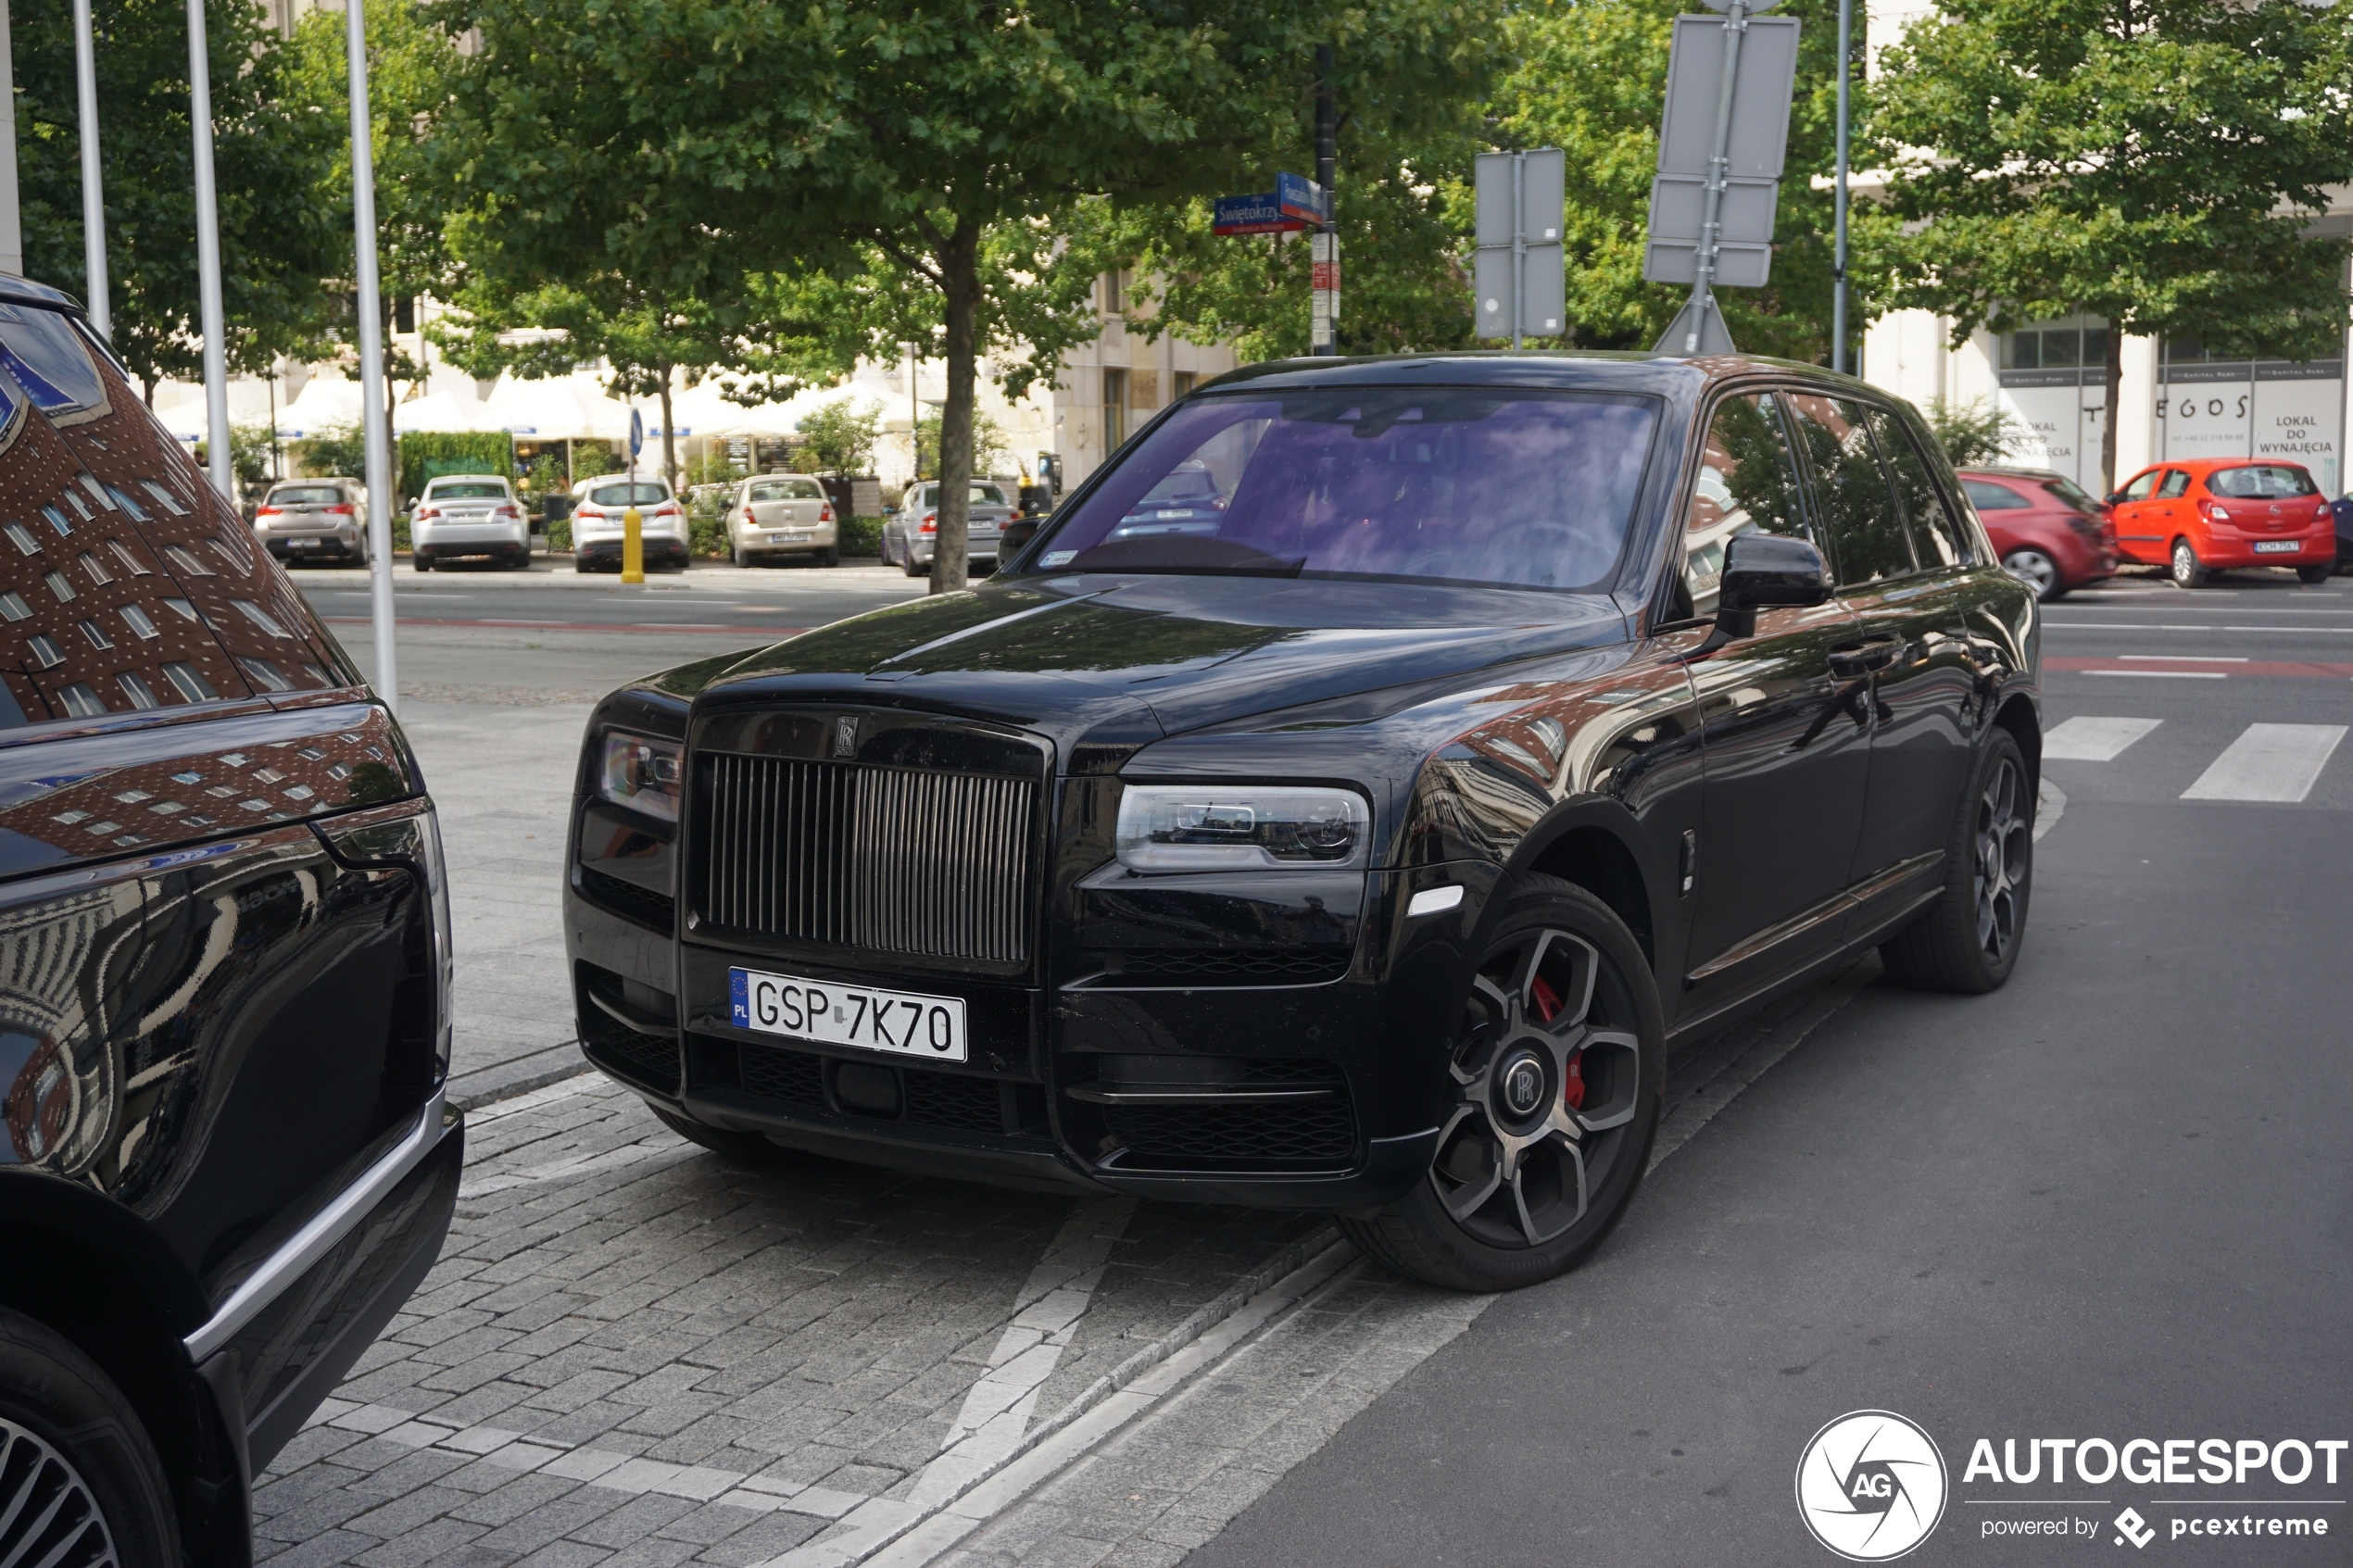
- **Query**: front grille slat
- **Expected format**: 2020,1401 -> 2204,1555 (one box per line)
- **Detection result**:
697,747 -> 1035,964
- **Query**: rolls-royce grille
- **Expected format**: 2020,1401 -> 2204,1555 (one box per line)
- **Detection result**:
697,752 -> 1035,963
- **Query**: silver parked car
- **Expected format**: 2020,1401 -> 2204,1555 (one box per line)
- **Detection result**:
729,473 -> 838,568
413,473 -> 530,571
883,481 -> 1013,576
254,477 -> 370,566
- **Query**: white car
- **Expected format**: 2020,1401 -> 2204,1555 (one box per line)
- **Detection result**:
254,477 -> 369,567
728,473 -> 838,568
412,473 -> 529,571
570,475 -> 688,572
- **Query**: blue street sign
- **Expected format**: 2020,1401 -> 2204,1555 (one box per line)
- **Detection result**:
1277,171 -> 1327,224
1213,192 -> 1295,235
628,408 -> 644,458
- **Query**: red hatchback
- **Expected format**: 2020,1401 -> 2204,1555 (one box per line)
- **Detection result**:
1959,466 -> 2119,601
2108,459 -> 2336,587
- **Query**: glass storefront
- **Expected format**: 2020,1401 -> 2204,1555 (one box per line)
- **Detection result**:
2158,339 -> 2342,495
1994,316 -> 2110,489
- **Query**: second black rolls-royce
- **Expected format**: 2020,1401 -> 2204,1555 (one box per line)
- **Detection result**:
566,352 -> 2039,1292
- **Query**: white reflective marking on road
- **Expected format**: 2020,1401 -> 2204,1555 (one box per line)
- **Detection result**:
2084,670 -> 2227,678
2044,717 -> 2164,760
2117,654 -> 2245,662
2182,723 -> 2348,803
2034,776 -> 2067,843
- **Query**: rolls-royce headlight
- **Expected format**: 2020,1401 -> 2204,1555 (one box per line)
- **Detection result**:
1114,784 -> 1369,872
598,732 -> 681,822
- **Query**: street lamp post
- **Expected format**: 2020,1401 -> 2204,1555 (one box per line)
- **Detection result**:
0,0 -> 20,277
344,0 -> 399,711
185,0 -> 233,504
1831,0 -> 1852,376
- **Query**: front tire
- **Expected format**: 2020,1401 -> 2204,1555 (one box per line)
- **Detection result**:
2002,547 -> 2064,602
2171,538 -> 2210,587
0,1307 -> 181,1568
1340,874 -> 1663,1293
1881,728 -> 2032,993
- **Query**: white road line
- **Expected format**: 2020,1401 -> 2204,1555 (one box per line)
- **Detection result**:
2044,717 -> 2163,761
2182,723 -> 2348,803
2116,654 -> 2245,662
2085,670 -> 2227,679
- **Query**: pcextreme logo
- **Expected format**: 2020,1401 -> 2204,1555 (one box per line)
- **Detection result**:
1796,1411 -> 1951,1562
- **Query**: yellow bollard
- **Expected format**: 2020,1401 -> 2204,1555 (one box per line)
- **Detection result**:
622,505 -> 644,583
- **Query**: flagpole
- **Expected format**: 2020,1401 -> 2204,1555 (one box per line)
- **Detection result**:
345,0 -> 398,712
75,0 -> 108,336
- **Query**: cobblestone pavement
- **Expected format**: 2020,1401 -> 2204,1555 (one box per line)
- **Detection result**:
256,959 -> 1877,1568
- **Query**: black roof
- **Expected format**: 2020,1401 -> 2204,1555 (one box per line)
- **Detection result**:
0,272 -> 84,315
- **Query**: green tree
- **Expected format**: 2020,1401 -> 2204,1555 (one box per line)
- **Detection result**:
916,408 -> 1010,483
280,2 -> 466,453
294,420 -> 368,480
796,396 -> 882,476
1922,395 -> 2029,470
9,0 -> 336,399
436,0 -> 1499,594
1871,0 -> 2353,489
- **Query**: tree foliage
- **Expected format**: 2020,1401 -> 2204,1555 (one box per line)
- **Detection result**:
1871,0 -> 2353,484
1922,395 -> 2030,469
9,0 -> 337,397
795,397 -> 882,477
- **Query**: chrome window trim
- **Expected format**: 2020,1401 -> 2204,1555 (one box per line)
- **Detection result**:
182,1085 -> 451,1362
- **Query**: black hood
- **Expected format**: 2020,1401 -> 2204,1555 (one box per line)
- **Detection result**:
677,574 -> 1629,770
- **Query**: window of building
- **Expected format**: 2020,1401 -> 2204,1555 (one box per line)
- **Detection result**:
56,684 -> 105,719
161,661 -> 217,703
1103,368 -> 1129,452
117,671 -> 158,709
1172,371 -> 1197,400
1999,317 -> 2110,373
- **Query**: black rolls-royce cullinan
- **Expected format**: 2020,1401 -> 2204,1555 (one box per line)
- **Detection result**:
568,352 -> 2038,1292
0,273 -> 460,1566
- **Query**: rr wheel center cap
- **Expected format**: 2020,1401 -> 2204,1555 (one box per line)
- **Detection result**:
1500,1051 -> 1549,1118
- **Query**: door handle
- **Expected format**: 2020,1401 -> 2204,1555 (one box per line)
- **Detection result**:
1826,635 -> 1905,678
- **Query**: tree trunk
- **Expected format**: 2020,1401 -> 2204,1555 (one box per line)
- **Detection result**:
2100,317 -> 2123,496
930,225 -> 981,595
659,364 -> 679,492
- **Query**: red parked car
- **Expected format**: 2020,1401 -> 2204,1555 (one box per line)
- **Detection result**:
1958,466 -> 2118,601
2106,458 -> 2337,587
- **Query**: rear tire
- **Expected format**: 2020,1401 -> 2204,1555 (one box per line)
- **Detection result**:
2296,563 -> 2331,584
1880,728 -> 2032,994
733,540 -> 754,569
2171,538 -> 2209,587
902,548 -> 927,578
819,546 -> 839,569
652,1107 -> 795,1167
412,554 -> 432,572
1340,874 -> 1663,1293
0,1307 -> 181,1568
2001,547 -> 2064,602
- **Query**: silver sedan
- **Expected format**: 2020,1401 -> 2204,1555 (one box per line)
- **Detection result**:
883,481 -> 1013,576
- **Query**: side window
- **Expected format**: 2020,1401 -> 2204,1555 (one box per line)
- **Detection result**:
1866,406 -> 1970,568
1963,479 -> 2028,511
2119,470 -> 2159,502
2157,470 -> 2192,499
1678,392 -> 1808,619
1784,393 -> 1918,587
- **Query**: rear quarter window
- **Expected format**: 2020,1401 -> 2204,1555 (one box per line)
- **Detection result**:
0,307 -> 358,729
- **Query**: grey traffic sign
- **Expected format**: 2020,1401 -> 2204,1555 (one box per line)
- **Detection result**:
1474,148 -> 1567,345
1643,12 -> 1801,289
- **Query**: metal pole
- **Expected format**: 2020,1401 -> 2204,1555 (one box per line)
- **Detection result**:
1683,0 -> 1751,355
0,0 -> 21,278
1831,0 -> 1851,375
1312,45 -> 1337,356
1511,152 -> 1526,352
74,0 -> 108,337
345,0 -> 398,712
187,0 -> 233,502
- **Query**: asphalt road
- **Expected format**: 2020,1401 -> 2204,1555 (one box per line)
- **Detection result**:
1186,566 -> 2353,1566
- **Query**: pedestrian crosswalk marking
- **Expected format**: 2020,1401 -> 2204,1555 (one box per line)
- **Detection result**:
2044,716 -> 2163,762
2181,724 -> 2347,804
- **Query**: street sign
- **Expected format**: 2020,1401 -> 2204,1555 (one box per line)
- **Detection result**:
627,408 -> 644,459
1645,2 -> 1802,355
1214,192 -> 1309,236
1473,148 -> 1567,344
1277,171 -> 1327,225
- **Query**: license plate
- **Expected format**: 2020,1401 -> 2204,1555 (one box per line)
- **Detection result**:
728,966 -> 968,1062
767,531 -> 810,544
292,539 -> 318,548
2253,540 -> 2300,554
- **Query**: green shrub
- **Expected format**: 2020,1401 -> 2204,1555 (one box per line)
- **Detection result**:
546,516 -> 573,553
688,512 -> 731,558
400,431 -> 516,502
838,516 -> 885,558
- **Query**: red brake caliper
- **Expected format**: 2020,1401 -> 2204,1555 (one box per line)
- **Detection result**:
1529,974 -> 1587,1110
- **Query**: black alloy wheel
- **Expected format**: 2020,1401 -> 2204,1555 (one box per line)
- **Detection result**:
2171,538 -> 2209,587
1342,874 -> 1663,1292
0,1308 -> 180,1568
1881,728 -> 2033,993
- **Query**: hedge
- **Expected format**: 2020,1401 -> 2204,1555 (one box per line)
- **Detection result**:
400,432 -> 516,502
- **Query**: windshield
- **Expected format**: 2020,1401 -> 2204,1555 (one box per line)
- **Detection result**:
270,486 -> 343,506
1025,388 -> 1659,590
749,478 -> 824,501
428,481 -> 508,500
590,483 -> 669,506
2208,464 -> 2318,499
918,483 -> 1010,508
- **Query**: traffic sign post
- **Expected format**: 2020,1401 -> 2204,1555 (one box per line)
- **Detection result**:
1643,0 -> 1799,356
1474,148 -> 1566,345
623,407 -> 645,584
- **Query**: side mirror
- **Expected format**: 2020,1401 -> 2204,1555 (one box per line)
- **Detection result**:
2105,492 -> 2127,506
1690,533 -> 1831,659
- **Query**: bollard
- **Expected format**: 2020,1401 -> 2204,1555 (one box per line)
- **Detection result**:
622,505 -> 644,583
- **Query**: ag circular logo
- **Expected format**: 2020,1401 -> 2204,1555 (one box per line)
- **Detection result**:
1795,1410 -> 1948,1561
